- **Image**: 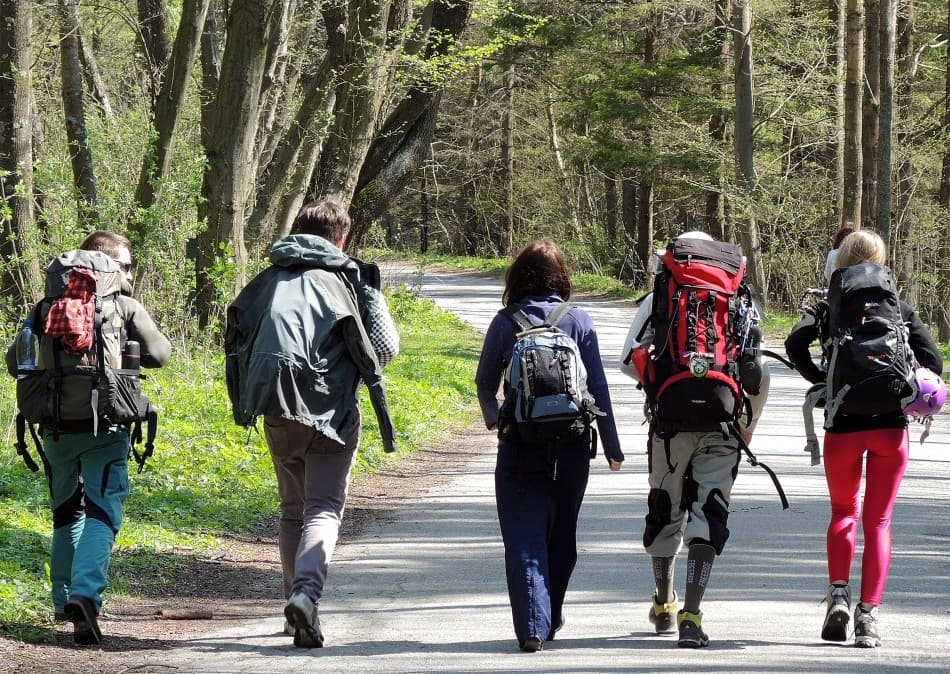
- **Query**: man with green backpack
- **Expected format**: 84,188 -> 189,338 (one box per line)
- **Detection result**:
6,231 -> 170,645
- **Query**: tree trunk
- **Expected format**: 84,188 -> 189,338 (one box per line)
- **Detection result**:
893,0 -> 915,304
862,0 -> 881,227
500,61 -> 516,256
937,0 -> 950,340
732,0 -> 767,299
705,0 -> 730,240
77,27 -> 115,119
419,170 -> 430,254
195,0 -> 278,328
621,176 -> 638,280
876,0 -> 896,233
604,173 -> 619,244
458,63 -> 482,256
545,91 -> 580,241
842,0 -> 864,228
636,178 -> 653,280
314,0 -> 403,209
348,0 -> 473,248
199,0 -> 221,151
832,0 -> 846,221
0,0 -> 41,302
60,0 -> 98,224
134,0 -> 212,222
137,0 -> 171,106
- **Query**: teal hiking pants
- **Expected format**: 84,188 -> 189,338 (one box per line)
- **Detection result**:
43,426 -> 130,615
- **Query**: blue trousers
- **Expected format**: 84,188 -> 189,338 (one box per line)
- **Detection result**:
43,427 -> 130,615
494,439 -> 590,644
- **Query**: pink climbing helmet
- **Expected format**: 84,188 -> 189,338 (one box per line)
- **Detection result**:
905,367 -> 948,417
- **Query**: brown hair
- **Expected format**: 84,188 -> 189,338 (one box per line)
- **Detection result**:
79,231 -> 132,259
503,239 -> 572,306
292,200 -> 351,244
831,225 -> 855,250
836,229 -> 887,268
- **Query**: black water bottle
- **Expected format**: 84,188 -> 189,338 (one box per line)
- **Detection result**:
122,340 -> 141,370
739,325 -> 763,394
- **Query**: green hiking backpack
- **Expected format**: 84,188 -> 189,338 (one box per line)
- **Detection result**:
14,250 -> 156,472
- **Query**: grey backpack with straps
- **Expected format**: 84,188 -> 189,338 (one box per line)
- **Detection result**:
501,303 -> 601,449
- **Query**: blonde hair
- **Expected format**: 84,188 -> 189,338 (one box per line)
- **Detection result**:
836,230 -> 887,269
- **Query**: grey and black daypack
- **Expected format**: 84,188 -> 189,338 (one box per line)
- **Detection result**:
14,250 -> 156,473
500,303 -> 601,451
823,262 -> 917,426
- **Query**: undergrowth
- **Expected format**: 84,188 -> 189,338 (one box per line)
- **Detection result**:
0,287 -> 481,634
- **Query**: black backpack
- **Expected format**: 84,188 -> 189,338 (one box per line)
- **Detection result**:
14,250 -> 156,473
823,263 -> 917,425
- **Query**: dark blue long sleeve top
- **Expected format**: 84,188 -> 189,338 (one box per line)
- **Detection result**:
475,294 -> 624,464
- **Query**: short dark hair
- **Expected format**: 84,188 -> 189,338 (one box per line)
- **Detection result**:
79,231 -> 132,259
292,200 -> 351,243
503,239 -> 572,306
831,225 -> 855,250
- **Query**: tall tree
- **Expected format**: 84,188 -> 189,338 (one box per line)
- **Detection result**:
705,0 -> 731,241
862,0 -> 881,226
732,0 -> 767,297
59,0 -> 98,224
842,0 -> 864,228
195,0 -> 280,327
875,0 -> 897,232
137,0 -> 171,106
0,0 -> 41,302
133,0 -> 212,221
500,60 -> 516,255
893,0 -> 915,303
938,0 -> 950,340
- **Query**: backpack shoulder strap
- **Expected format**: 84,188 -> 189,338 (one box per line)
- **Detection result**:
546,302 -> 574,328
500,305 -> 534,332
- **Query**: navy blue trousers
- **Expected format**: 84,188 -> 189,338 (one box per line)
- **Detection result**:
494,439 -> 591,644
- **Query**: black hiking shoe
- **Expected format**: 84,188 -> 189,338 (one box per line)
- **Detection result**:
677,610 -> 709,648
519,636 -> 543,652
854,604 -> 882,648
649,592 -> 678,635
284,592 -> 324,648
64,596 -> 102,645
820,584 -> 851,642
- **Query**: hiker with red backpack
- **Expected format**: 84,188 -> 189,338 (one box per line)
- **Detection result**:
620,231 -> 777,648
6,231 -> 170,645
785,229 -> 944,648
475,239 -> 624,652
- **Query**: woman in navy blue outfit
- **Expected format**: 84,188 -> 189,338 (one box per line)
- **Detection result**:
475,239 -> 624,652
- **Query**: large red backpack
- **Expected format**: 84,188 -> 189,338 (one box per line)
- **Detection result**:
640,237 -> 755,434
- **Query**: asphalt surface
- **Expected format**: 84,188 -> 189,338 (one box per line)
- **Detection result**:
159,264 -> 950,673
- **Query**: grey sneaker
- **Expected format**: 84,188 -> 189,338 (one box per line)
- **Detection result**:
854,604 -> 881,648
820,584 -> 851,642
284,592 -> 324,648
677,610 -> 709,648
649,592 -> 679,635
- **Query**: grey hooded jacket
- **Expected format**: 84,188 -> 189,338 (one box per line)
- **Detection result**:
225,235 -> 396,452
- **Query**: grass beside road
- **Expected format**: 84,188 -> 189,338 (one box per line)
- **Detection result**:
0,287 -> 482,638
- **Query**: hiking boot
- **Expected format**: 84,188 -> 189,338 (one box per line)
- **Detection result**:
284,592 -> 324,648
677,610 -> 709,648
820,584 -> 851,642
854,604 -> 882,648
648,592 -> 679,635
519,635 -> 543,652
282,619 -> 294,636
64,596 -> 102,645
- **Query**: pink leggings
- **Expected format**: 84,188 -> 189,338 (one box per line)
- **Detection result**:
823,428 -> 908,606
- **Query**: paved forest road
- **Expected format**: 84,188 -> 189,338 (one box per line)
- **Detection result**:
164,264 -> 950,673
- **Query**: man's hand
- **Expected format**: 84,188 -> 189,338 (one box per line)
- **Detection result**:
608,459 -> 622,472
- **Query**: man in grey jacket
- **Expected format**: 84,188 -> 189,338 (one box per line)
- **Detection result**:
226,200 -> 399,648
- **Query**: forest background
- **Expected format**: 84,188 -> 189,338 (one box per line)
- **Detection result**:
0,0 -> 949,637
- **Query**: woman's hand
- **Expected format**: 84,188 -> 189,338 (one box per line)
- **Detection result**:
608,459 -> 623,472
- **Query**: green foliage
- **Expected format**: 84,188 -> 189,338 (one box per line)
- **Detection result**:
0,289 -> 482,633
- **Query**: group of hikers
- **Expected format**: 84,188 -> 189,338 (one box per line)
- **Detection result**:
7,202 -> 945,655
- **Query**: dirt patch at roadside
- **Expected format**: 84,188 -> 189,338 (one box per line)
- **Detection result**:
0,423 -> 492,674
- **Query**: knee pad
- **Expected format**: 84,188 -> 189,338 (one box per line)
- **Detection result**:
52,484 -> 84,529
701,488 -> 731,554
85,498 -> 118,534
643,488 -> 673,548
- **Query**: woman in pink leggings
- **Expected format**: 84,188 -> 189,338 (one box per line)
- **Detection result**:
785,230 -> 943,648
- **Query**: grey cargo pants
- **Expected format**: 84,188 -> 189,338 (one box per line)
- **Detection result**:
643,430 -> 741,557
264,412 -> 360,602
